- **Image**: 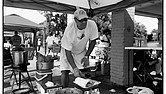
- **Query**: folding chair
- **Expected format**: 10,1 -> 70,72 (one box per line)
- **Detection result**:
134,51 -> 154,83
133,60 -> 143,82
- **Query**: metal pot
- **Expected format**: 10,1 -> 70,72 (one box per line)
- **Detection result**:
12,51 -> 28,67
36,61 -> 54,70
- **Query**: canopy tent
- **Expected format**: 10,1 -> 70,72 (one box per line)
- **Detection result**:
4,14 -> 43,48
4,0 -> 162,50
4,14 -> 42,33
4,0 -> 121,15
3,0 -> 162,49
4,0 -> 162,18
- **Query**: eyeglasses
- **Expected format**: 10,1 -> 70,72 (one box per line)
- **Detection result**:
76,18 -> 88,23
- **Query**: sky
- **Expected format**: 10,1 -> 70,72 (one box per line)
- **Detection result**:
134,15 -> 158,34
4,7 -> 158,34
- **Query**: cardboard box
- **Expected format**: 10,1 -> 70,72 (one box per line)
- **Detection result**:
36,82 -> 62,94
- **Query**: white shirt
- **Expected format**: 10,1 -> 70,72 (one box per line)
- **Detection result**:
54,37 -> 60,45
37,39 -> 42,45
60,20 -> 98,71
46,36 -> 56,46
4,42 -> 12,48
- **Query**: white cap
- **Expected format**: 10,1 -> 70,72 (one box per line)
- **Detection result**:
74,9 -> 88,20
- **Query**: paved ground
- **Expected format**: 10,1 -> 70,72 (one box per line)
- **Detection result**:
3,53 -> 129,94
3,62 -> 128,94
3,41 -> 163,94
3,59 -> 163,94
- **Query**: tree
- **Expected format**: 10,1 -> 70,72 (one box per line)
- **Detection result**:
39,11 -> 67,36
93,14 -> 147,39
134,22 -> 147,38
151,29 -> 158,34
92,13 -> 112,34
151,29 -> 158,41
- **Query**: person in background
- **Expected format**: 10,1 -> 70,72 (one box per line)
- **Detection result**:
99,29 -> 111,47
106,33 -> 111,46
24,38 -> 29,47
52,32 -> 61,56
37,38 -> 42,51
60,9 -> 98,87
27,38 -> 33,47
54,31 -> 61,46
46,32 -> 56,55
3,38 -> 13,66
149,50 -> 162,78
156,51 -> 162,77
10,31 -> 22,50
4,39 -> 12,49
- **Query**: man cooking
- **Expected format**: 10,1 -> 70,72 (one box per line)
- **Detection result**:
60,9 -> 98,87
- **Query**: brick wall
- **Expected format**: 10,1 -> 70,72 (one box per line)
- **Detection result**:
110,7 -> 135,86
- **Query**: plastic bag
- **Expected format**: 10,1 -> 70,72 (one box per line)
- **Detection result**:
126,86 -> 154,94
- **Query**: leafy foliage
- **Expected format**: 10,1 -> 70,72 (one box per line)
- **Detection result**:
92,13 -> 112,33
134,22 -> 147,38
92,13 -> 148,39
151,29 -> 158,34
151,29 -> 158,41
38,11 -> 148,40
39,11 -> 67,36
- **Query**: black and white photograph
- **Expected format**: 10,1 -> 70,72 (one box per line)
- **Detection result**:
2,0 -> 163,94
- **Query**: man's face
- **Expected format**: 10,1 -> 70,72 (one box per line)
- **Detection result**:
75,18 -> 88,30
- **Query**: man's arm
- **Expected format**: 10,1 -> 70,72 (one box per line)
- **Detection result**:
85,39 -> 97,57
65,49 -> 77,69
81,39 -> 97,67
65,49 -> 82,77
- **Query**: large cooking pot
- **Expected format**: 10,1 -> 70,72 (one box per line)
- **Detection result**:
12,51 -> 28,67
36,61 -> 54,70
56,88 -> 83,94
36,53 -> 54,70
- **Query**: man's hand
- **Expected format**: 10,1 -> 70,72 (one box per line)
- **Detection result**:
73,68 -> 81,77
73,68 -> 86,78
81,56 -> 89,67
